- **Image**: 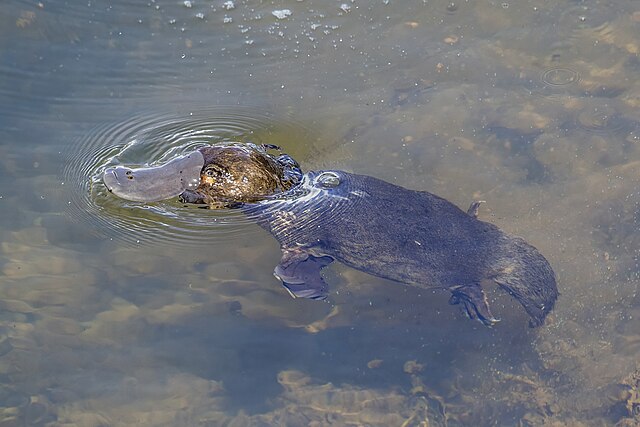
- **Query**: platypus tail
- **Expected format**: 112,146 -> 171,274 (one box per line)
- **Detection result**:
492,236 -> 558,327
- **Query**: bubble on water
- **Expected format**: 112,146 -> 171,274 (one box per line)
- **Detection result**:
272,9 -> 292,20
223,15 -> 233,23
316,172 -> 340,188
446,2 -> 458,13
183,0 -> 192,8
340,4 -> 352,13
195,12 -> 204,19
541,67 -> 579,86
222,1 -> 235,10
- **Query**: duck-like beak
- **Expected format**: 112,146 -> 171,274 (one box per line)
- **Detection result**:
102,151 -> 204,202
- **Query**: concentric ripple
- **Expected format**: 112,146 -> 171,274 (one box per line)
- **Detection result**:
575,104 -> 627,134
63,106 -> 314,247
527,66 -> 582,102
541,67 -> 580,87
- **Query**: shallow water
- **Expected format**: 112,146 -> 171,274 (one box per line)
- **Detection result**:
2,0 -> 640,425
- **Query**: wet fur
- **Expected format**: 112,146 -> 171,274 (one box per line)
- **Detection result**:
180,145 -> 301,207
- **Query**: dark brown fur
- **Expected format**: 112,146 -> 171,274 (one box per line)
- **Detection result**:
179,145 -> 300,208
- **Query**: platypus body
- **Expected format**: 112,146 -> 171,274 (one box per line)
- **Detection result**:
243,170 -> 557,327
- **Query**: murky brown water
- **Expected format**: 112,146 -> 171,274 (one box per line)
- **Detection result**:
1,0 -> 640,425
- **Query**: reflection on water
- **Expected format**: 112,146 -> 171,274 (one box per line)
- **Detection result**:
1,0 -> 640,425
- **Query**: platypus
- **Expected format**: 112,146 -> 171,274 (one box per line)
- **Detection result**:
103,145 -> 558,327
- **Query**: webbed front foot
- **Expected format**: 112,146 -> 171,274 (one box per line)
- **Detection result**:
449,283 -> 500,326
274,249 -> 334,300
179,189 -> 206,204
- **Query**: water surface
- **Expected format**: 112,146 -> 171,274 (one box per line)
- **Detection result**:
1,0 -> 640,425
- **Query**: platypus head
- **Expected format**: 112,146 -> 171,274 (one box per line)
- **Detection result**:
102,142 -> 302,207
181,143 -> 301,208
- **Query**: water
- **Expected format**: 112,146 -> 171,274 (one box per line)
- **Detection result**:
1,0 -> 640,425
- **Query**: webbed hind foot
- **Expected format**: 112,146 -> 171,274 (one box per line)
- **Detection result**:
449,283 -> 500,326
466,200 -> 486,218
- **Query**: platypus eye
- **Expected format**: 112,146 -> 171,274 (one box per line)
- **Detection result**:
316,172 -> 341,188
204,165 -> 224,177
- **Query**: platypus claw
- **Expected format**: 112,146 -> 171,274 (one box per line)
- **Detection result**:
449,283 -> 498,327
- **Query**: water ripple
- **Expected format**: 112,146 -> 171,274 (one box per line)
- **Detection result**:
541,67 -> 580,87
63,106 -> 312,247
576,104 -> 627,134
